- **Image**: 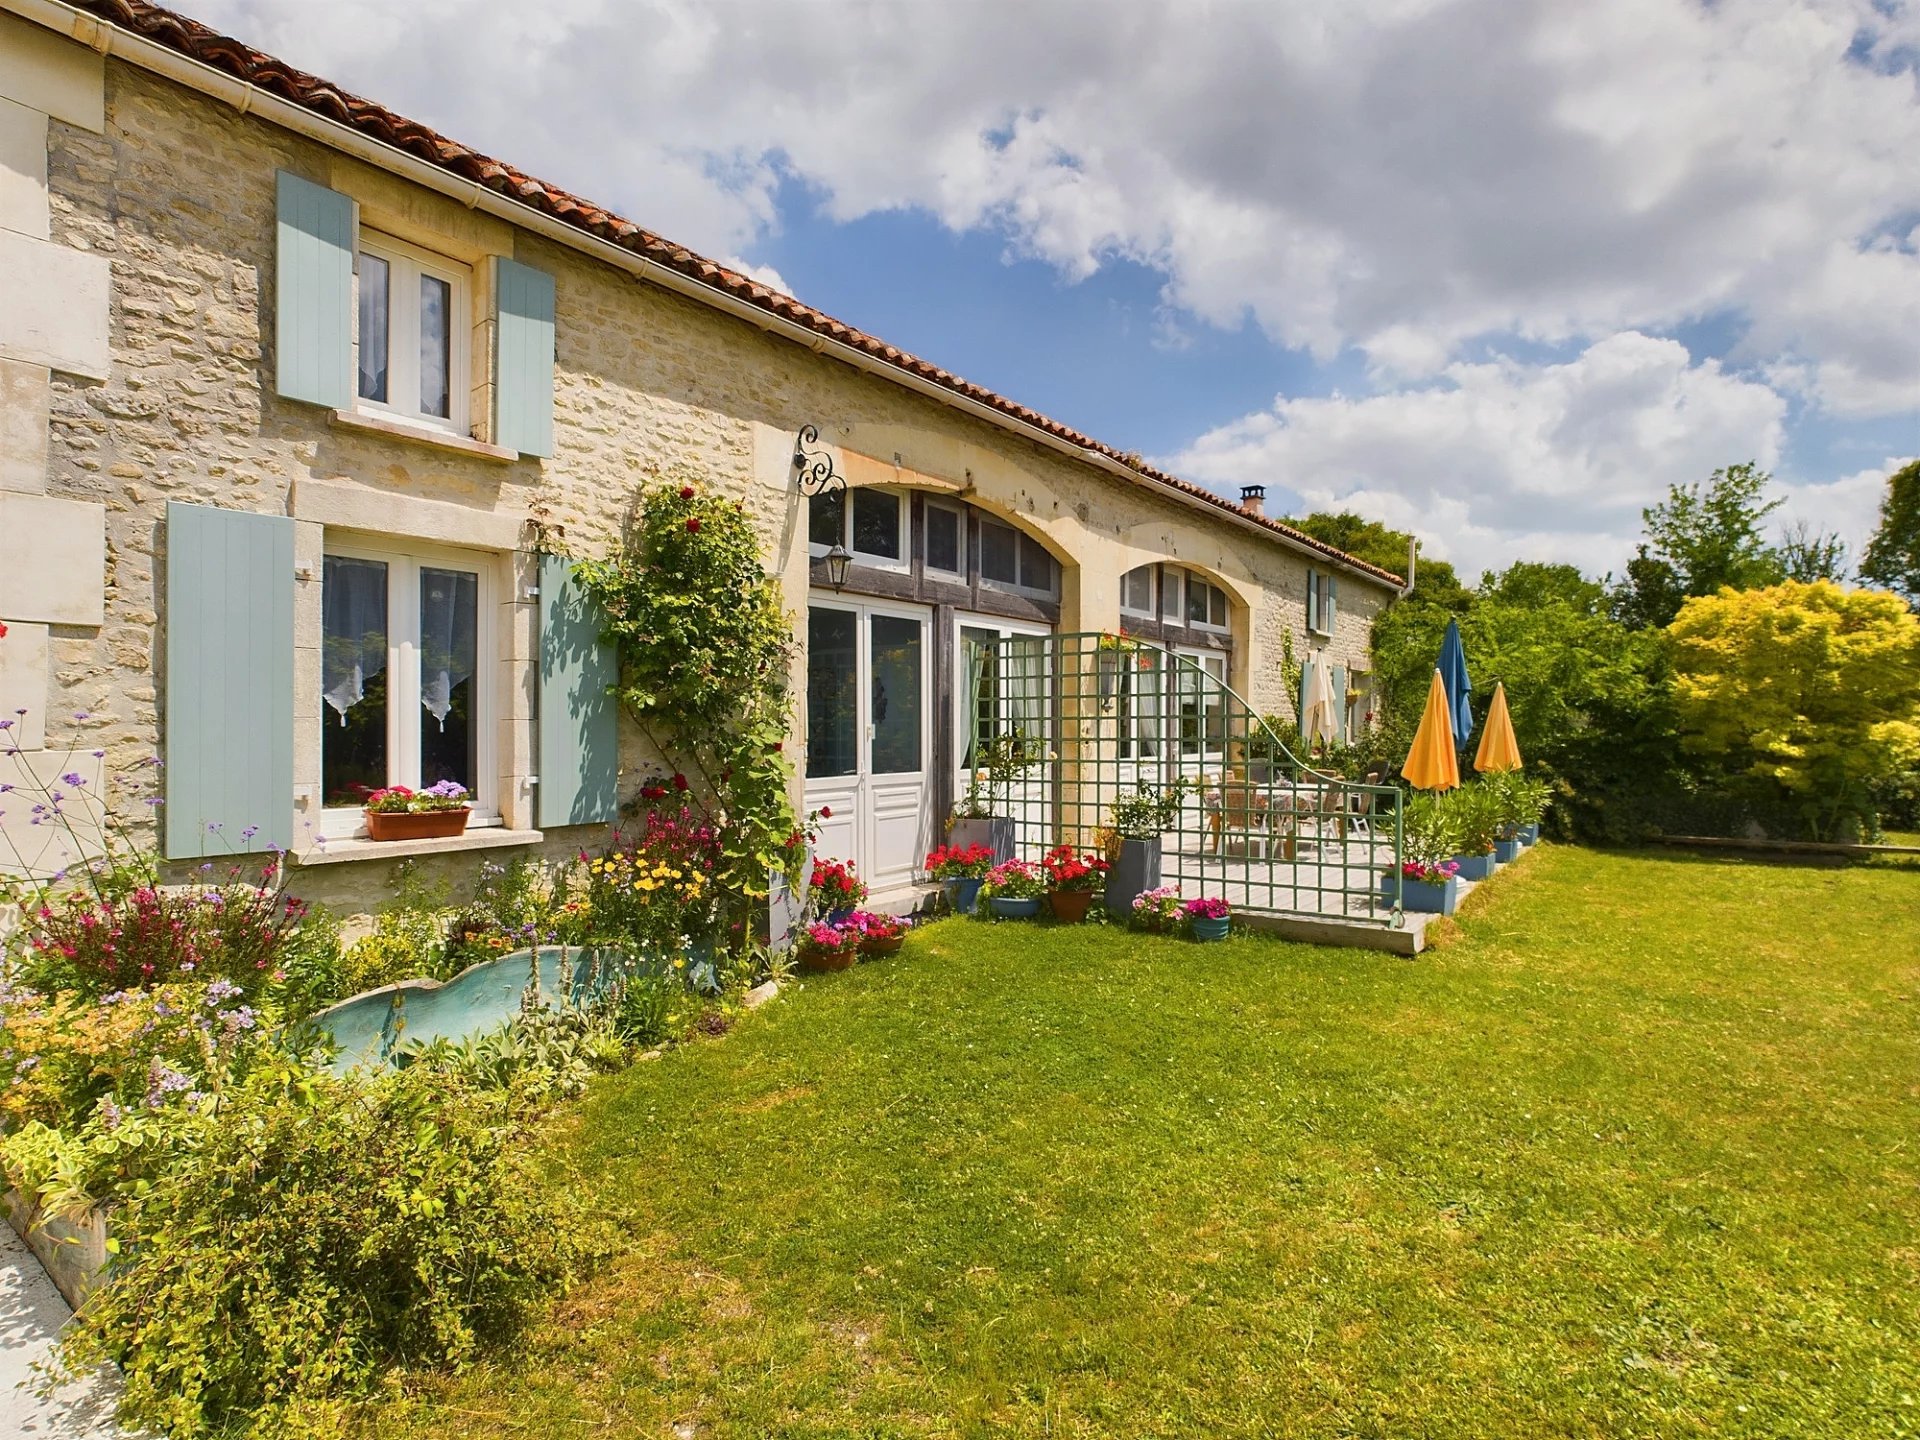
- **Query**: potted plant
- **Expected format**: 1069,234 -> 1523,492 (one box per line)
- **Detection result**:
798,919 -> 862,972
809,857 -> 867,923
1382,791 -> 1464,914
1106,777 -> 1188,914
981,858 -> 1046,919
924,842 -> 995,915
1183,895 -> 1232,941
949,728 -> 1046,862
1130,885 -> 1183,933
363,780 -> 472,841
848,910 -> 908,957
1447,784 -> 1502,880
1041,844 -> 1109,924
1515,776 -> 1550,845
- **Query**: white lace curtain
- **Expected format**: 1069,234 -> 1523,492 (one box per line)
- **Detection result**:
418,567 -> 476,731
321,556 -> 387,725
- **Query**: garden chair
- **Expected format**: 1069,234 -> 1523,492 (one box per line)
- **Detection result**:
1209,780 -> 1280,860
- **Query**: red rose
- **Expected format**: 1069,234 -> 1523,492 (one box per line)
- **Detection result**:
820,806 -> 832,818
679,485 -> 695,499
672,773 -> 688,792
686,517 -> 702,533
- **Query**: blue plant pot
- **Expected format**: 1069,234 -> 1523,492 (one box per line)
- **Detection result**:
1189,915 -> 1230,942
1453,852 -> 1496,881
942,876 -> 985,914
1381,873 -> 1459,916
825,907 -> 855,926
1493,838 -> 1523,863
1519,823 -> 1541,845
988,895 -> 1042,919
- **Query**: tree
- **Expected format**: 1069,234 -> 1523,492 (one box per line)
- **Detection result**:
1668,581 -> 1920,839
1613,463 -> 1787,628
1861,458 -> 1920,604
1283,511 -> 1466,605
1777,521 -> 1850,583
1479,561 -> 1609,614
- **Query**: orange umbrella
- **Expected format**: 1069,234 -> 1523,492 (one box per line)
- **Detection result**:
1474,681 -> 1523,773
1403,668 -> 1461,791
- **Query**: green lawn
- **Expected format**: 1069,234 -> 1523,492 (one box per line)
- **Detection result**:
368,847 -> 1920,1438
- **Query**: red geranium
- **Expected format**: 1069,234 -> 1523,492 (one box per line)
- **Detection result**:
924,843 -> 994,880
1042,844 -> 1110,893
686,517 -> 702,534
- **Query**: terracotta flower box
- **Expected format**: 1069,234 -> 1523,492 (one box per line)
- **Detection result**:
364,807 -> 471,842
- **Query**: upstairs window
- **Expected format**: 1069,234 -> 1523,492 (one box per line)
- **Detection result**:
809,488 -> 908,572
1306,568 -> 1338,635
1121,564 -> 1156,617
1186,575 -> 1229,631
924,501 -> 965,577
356,232 -> 469,434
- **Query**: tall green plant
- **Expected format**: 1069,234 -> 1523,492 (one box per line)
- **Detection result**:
575,479 -> 798,903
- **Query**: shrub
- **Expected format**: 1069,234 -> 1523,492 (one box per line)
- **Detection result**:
1444,784 -> 1504,857
1109,778 -> 1190,839
1402,792 -> 1464,872
56,1061 -> 591,1440
446,856 -> 591,970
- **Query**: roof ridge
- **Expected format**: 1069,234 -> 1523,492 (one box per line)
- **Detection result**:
59,0 -> 1406,588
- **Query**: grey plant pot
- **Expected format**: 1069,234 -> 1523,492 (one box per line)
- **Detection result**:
950,815 -> 1016,864
1105,836 -> 1163,917
766,841 -> 814,954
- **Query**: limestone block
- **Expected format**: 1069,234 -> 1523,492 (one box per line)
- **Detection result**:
290,476 -> 527,552
0,746 -> 107,878
0,14 -> 104,132
0,95 -> 48,239
0,492 -> 105,624
0,229 -> 110,379
0,355 -> 48,491
0,618 -> 48,748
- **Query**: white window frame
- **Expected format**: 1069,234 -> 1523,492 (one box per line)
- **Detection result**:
1186,575 -> 1231,634
977,518 -> 1060,599
808,487 -> 911,575
318,536 -> 499,839
1173,648 -> 1228,763
923,499 -> 968,578
1307,569 -> 1335,636
355,230 -> 471,437
1159,566 -> 1185,621
1120,564 -> 1156,619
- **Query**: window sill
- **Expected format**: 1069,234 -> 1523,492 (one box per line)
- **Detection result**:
329,408 -> 518,464
290,825 -> 544,867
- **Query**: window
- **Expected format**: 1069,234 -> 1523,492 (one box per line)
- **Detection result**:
808,488 -> 908,571
924,502 -> 965,576
356,232 -> 469,434
320,542 -> 493,834
978,519 -> 1059,596
1159,567 -> 1183,620
1176,652 -> 1227,757
1121,564 -> 1155,617
1306,568 -> 1337,635
1117,646 -> 1165,760
1185,575 -> 1229,631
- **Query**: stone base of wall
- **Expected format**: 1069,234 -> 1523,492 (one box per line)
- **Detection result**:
3,1189 -> 111,1312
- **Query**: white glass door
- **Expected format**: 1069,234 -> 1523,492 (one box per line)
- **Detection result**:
804,599 -> 930,895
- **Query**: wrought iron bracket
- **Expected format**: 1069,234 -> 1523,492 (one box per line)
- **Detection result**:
791,424 -> 845,498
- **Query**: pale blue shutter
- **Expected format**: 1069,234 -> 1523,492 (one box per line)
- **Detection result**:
274,171 -> 354,409
537,554 -> 617,826
1327,574 -> 1339,634
1330,663 -> 1347,743
164,502 -> 295,858
1305,567 -> 1319,633
495,258 -> 556,457
1297,657 -> 1315,730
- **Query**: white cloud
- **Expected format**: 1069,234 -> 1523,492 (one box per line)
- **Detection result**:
188,0 -> 1920,421
1776,456 -> 1916,563
1164,332 -> 1790,580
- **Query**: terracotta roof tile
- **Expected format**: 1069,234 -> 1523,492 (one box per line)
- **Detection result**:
62,0 -> 1404,587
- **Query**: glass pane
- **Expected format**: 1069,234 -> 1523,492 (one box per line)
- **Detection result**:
419,567 -> 478,797
979,522 -> 1018,584
357,253 -> 389,403
1211,585 -> 1227,628
806,608 -> 858,778
925,506 -> 960,573
1019,534 -> 1054,592
1122,566 -> 1153,613
1188,578 -> 1210,625
1161,569 -> 1182,618
809,491 -> 844,549
852,490 -> 901,559
1178,659 -> 1202,755
419,272 -> 452,419
869,615 -> 922,774
1136,649 -> 1164,758
321,555 -> 389,806
960,626 -> 998,769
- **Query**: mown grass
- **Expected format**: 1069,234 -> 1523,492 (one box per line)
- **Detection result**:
365,846 -> 1920,1438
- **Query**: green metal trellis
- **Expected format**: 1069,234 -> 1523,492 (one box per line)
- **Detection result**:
969,632 -> 1405,927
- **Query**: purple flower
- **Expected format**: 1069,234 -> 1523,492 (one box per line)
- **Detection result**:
91,749 -> 104,759
61,773 -> 85,788
72,711 -> 90,721
241,825 -> 259,839
0,720 -> 11,731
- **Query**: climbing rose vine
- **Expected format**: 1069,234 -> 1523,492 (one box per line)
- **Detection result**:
573,476 -> 797,907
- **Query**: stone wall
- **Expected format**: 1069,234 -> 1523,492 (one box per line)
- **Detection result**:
16,52 -> 1401,914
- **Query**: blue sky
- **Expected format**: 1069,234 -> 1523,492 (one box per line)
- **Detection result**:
200,0 -> 1920,578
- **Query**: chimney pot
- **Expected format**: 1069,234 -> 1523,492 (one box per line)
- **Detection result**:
1238,484 -> 1266,517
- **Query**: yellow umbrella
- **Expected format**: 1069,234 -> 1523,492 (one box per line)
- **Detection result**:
1474,680 -> 1523,773
1403,668 -> 1461,791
